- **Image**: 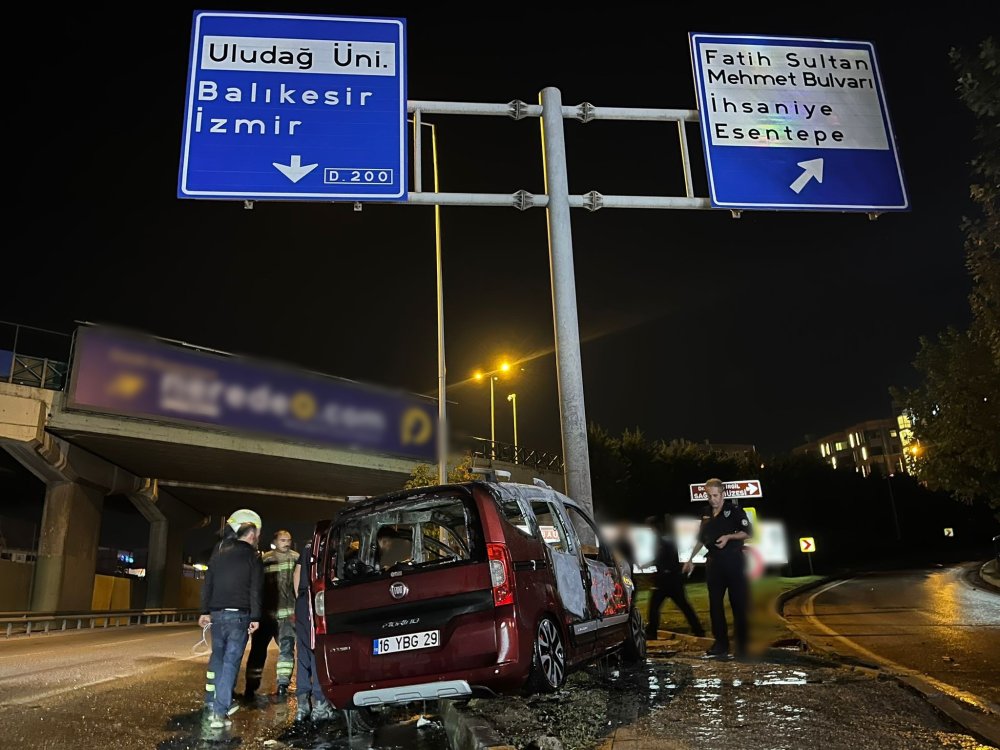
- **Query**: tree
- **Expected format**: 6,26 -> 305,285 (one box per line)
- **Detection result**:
893,38 -> 1000,512
403,453 -> 475,489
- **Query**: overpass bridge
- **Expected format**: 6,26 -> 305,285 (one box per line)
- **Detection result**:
0,324 -> 562,612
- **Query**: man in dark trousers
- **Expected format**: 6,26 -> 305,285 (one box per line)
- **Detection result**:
683,478 -> 752,658
645,514 -> 705,639
199,521 -> 263,729
292,543 -> 335,722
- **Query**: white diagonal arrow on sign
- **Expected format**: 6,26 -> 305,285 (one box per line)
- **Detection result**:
789,158 -> 824,194
272,155 -> 319,183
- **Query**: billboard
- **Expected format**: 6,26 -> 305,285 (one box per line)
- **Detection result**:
67,327 -> 435,460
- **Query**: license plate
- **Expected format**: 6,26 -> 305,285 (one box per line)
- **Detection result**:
373,629 -> 440,655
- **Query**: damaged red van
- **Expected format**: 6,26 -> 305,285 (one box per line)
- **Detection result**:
308,480 -> 645,713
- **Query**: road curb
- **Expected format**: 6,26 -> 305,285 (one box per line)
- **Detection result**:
439,698 -> 515,750
978,559 -> 1000,594
778,573 -> 1000,748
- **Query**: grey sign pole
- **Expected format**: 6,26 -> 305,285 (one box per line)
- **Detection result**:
539,87 -> 594,516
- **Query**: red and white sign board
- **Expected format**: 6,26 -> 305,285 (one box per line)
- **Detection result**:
539,525 -> 561,544
690,480 -> 764,502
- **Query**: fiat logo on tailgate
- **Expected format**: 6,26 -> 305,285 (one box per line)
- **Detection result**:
389,582 -> 409,599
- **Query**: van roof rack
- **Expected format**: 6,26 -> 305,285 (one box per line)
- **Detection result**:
470,468 -> 512,482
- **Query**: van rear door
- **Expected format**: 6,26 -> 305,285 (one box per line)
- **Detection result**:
318,489 -> 499,686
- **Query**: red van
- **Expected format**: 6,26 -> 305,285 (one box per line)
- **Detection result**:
309,480 -> 645,713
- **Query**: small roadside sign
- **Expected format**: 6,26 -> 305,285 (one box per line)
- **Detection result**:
943,528 -> 954,537
799,537 -> 816,553
690,480 -> 763,502
689,32 -> 907,212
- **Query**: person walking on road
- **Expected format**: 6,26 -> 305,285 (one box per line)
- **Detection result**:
245,529 -> 299,698
645,514 -> 705,639
292,542 -> 335,722
683,478 -> 752,658
199,521 -> 263,729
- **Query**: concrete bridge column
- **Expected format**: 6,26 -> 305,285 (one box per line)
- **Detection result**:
129,480 -> 204,608
32,481 -> 105,611
1,389 -> 145,611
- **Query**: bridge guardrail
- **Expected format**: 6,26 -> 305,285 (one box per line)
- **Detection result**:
0,608 -> 200,638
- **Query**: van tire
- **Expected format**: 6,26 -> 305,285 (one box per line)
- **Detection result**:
622,606 -> 647,664
528,617 -> 566,692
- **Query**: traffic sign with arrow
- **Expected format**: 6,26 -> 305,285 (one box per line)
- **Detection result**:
799,537 -> 816,553
690,479 -> 764,502
178,10 -> 407,201
689,33 -> 908,212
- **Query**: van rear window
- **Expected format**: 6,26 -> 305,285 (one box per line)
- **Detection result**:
328,493 -> 483,585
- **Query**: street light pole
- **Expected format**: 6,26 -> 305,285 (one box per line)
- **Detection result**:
489,375 -> 496,459
507,393 -> 518,462
413,113 -> 448,485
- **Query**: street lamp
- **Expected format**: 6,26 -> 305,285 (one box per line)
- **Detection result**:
507,393 -> 518,462
412,114 -> 447,484
474,360 -> 513,460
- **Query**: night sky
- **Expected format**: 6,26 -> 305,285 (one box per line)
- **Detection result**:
5,5 -> 988,464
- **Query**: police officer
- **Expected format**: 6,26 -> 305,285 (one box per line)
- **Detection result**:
682,478 -> 752,658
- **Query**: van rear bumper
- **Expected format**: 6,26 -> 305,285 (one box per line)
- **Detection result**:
354,679 -> 472,706
328,662 -> 526,708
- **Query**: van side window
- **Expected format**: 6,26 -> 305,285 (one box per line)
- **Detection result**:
530,500 -> 571,553
564,506 -> 612,563
500,497 -> 534,537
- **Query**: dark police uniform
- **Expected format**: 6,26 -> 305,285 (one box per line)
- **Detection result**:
698,502 -> 752,655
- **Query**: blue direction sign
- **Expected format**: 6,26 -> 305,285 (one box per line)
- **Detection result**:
178,11 -> 406,201
690,33 -> 908,211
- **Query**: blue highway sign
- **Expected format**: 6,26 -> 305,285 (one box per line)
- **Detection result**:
690,33 -> 908,212
178,11 -> 407,201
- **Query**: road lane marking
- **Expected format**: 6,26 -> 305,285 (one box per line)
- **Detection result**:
0,651 -> 47,660
802,578 -> 1000,716
94,637 -> 144,648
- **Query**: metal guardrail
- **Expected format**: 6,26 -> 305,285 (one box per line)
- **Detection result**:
0,608 -> 200,638
5,353 -> 67,390
469,437 -> 564,472
1,320 -> 71,391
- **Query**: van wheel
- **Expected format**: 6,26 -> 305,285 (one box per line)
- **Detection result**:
622,606 -> 647,664
528,617 -> 566,692
344,707 -> 380,733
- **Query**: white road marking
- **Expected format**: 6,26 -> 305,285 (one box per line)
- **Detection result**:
803,578 -> 999,715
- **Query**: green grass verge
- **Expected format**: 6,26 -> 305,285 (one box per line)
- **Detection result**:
634,574 -> 822,645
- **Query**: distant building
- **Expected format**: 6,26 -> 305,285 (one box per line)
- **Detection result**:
795,418 -> 908,477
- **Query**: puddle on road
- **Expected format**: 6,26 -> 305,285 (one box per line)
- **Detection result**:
157,699 -> 448,750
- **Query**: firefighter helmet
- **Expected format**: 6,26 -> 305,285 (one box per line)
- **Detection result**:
226,508 -> 262,535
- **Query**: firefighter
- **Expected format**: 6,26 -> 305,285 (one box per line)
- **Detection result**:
245,529 -> 299,698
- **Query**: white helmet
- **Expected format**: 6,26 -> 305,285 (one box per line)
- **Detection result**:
227,508 -> 262,535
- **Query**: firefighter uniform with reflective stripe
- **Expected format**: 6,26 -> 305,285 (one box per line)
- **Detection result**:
246,548 -> 299,693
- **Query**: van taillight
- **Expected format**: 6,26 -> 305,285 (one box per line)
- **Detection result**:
487,543 -> 515,607
311,526 -> 329,635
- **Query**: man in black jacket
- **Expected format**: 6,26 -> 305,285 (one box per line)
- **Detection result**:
645,514 -> 705,639
199,521 -> 263,729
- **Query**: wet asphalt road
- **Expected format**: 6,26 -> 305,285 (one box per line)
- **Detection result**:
785,563 -> 1000,711
0,623 -> 446,749
0,619 -> 995,749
